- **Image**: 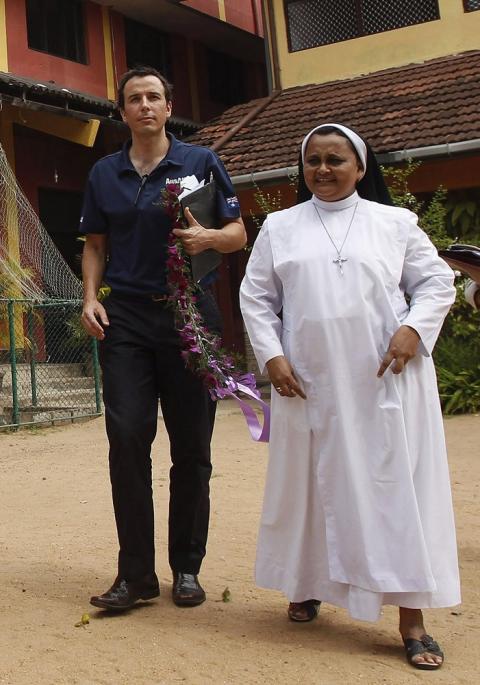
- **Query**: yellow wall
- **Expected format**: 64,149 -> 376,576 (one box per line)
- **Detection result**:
218,0 -> 227,22
0,0 -> 7,72
271,0 -> 480,89
101,6 -> 116,101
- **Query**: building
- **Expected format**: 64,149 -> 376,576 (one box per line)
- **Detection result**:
0,0 -> 267,352
188,0 -> 480,354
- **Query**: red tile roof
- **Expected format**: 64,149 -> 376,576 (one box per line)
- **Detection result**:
188,51 -> 480,177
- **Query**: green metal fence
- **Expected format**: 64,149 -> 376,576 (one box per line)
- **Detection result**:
0,299 -> 101,429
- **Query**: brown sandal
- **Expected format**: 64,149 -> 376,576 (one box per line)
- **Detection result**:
287,599 -> 321,622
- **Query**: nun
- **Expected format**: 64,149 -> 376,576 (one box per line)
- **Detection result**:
240,124 -> 460,670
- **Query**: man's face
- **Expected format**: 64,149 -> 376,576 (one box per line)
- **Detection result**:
120,75 -> 172,137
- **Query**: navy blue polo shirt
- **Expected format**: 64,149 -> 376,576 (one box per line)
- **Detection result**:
79,134 -> 240,295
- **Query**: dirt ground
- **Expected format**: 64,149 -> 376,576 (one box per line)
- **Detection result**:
0,406 -> 478,685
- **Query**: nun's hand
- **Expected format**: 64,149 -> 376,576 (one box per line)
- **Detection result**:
377,325 -> 421,377
266,355 -> 306,399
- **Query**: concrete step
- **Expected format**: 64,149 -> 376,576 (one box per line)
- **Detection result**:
40,377 -> 95,390
0,364 -> 94,393
0,362 -> 86,385
0,405 -> 99,426
2,389 -> 97,409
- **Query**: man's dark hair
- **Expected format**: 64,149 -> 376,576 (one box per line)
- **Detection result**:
117,66 -> 173,109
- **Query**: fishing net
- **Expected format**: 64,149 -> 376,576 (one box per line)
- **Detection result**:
0,144 -> 82,301
0,144 -> 100,428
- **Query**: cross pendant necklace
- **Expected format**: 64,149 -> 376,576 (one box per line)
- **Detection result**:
313,202 -> 358,276
333,255 -> 348,275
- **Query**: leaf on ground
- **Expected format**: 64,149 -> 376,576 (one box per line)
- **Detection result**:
74,612 -> 90,627
222,587 -> 231,603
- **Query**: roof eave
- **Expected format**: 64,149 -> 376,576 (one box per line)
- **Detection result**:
230,139 -> 480,188
376,139 -> 480,163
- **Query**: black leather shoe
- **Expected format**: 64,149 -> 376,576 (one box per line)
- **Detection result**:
90,574 -> 160,611
172,572 -> 206,607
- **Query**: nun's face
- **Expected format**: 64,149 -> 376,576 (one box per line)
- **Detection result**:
303,133 -> 364,202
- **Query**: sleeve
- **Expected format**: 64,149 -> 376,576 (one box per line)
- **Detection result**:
204,150 -> 241,221
400,212 -> 456,356
464,279 -> 480,310
239,219 -> 285,373
79,165 -> 108,235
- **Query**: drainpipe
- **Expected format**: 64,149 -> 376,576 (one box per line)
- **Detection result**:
264,0 -> 281,91
260,0 -> 274,93
252,0 -> 262,36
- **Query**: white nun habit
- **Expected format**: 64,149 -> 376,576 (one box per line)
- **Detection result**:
240,125 -> 460,621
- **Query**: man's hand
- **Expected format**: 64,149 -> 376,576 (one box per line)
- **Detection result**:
81,299 -> 109,340
172,207 -> 213,255
377,325 -> 420,377
266,355 -> 306,399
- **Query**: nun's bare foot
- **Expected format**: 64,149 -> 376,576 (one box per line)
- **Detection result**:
399,608 -> 444,669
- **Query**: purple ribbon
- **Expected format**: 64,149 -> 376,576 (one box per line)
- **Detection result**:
225,382 -> 270,442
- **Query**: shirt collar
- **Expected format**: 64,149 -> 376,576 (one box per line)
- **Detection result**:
117,133 -> 186,176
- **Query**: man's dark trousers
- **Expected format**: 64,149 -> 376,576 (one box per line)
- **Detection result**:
100,293 -> 217,581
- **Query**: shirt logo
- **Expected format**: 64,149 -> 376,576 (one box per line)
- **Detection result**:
165,175 -> 199,190
226,196 -> 239,208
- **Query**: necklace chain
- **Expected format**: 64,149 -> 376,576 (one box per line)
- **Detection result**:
313,202 -> 358,275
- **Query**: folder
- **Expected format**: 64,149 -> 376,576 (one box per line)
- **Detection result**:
180,180 -> 222,283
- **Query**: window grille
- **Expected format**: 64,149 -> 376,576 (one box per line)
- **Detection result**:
285,0 -> 440,52
26,0 -> 86,64
464,0 -> 480,12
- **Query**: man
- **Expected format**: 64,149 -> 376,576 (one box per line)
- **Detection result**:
80,66 -> 246,611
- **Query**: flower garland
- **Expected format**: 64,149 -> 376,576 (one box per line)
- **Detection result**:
162,182 -> 259,401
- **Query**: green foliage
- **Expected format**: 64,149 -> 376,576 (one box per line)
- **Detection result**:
382,160 -> 421,211
439,282 -> 480,343
382,161 -> 480,415
249,174 -> 299,243
383,165 -> 480,244
445,189 -> 480,243
433,282 -> 480,414
433,278 -> 480,414
382,162 -> 450,249
437,366 -> 480,415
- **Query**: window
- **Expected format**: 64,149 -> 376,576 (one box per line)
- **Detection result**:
125,19 -> 172,79
285,0 -> 440,52
26,0 -> 86,63
207,50 -> 246,107
464,0 -> 480,11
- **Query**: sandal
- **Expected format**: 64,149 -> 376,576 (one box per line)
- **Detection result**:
287,599 -> 321,622
403,634 -> 444,670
